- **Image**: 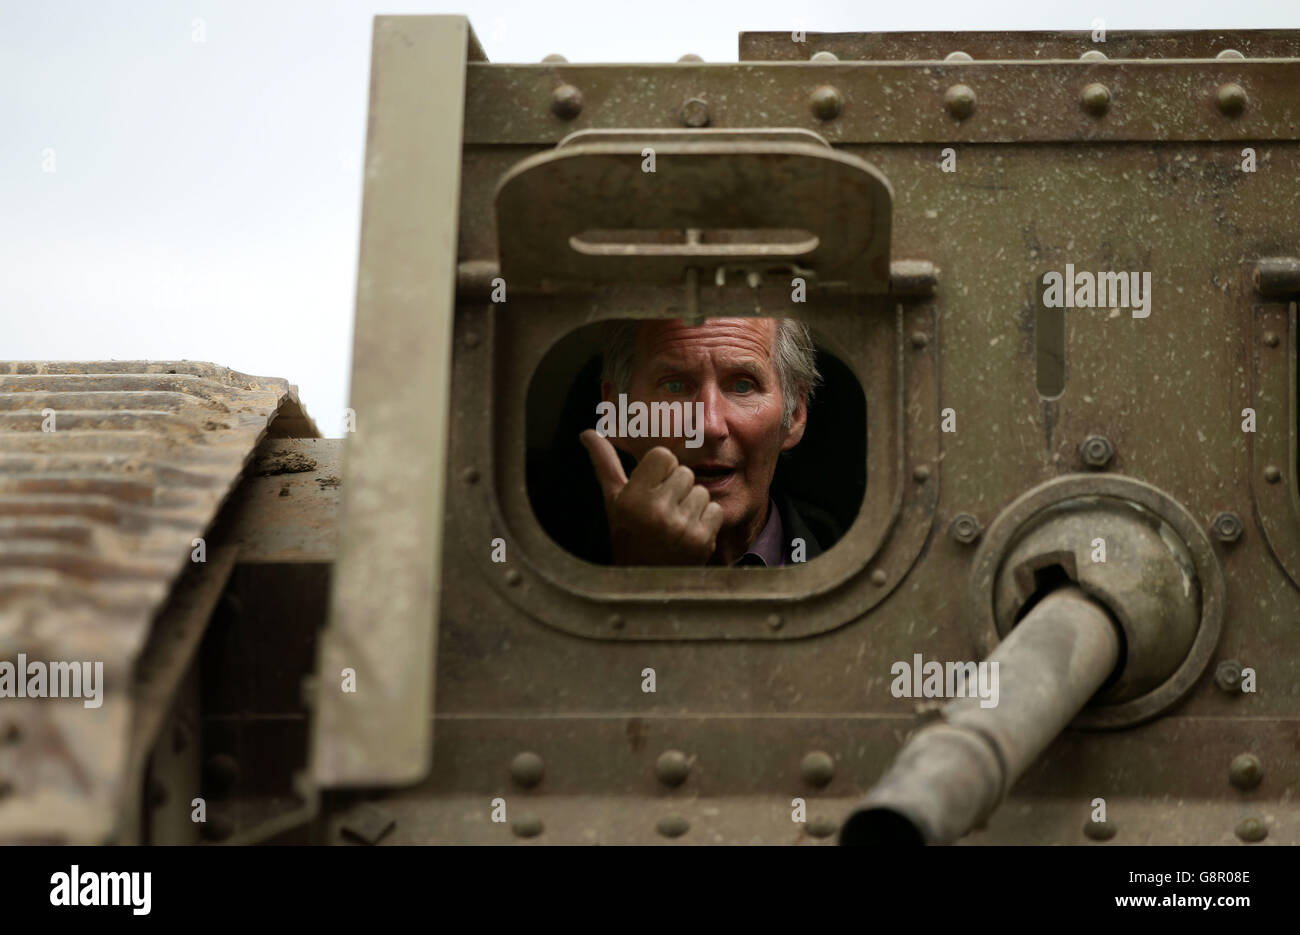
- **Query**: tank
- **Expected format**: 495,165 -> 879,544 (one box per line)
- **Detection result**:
3,17 -> 1298,848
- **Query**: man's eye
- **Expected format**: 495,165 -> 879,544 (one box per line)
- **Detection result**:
734,379 -> 754,393
664,380 -> 687,393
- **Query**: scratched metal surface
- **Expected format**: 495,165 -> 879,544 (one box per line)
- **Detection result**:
350,28 -> 1300,844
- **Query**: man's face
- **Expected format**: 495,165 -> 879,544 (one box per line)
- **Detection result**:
602,317 -> 807,538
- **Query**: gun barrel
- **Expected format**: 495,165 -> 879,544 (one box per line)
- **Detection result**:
842,586 -> 1121,845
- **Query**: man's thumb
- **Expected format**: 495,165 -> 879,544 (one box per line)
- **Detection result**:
580,429 -> 629,501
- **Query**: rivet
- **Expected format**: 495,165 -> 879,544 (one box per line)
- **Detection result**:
1083,819 -> 1117,840
912,465 -> 930,483
681,97 -> 710,128
505,569 -> 522,586
512,814 -> 544,838
510,751 -> 545,788
944,84 -> 975,120
800,751 -> 835,787
766,613 -> 783,631
461,467 -> 480,484
1263,331 -> 1279,347
809,51 -> 839,63
656,814 -> 690,838
1229,753 -> 1263,790
1217,83 -> 1247,117
1080,435 -> 1114,469
541,54 -> 568,63
949,513 -> 981,545
1081,82 -> 1111,116
809,85 -> 843,121
1216,49 -> 1245,60
944,51 -> 973,62
1235,816 -> 1267,842
806,816 -> 838,838
1079,50 -> 1108,61
464,332 -> 480,348
550,84 -> 583,120
655,750 -> 691,787
677,53 -> 703,63
608,613 -> 625,630
1214,660 -> 1243,693
1265,465 -> 1281,483
870,568 -> 888,587
910,331 -> 928,348
1211,511 -> 1243,544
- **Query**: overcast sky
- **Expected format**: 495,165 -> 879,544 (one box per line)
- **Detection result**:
4,0 -> 1297,435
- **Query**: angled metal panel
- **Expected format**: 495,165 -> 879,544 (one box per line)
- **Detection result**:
0,360 -> 313,842
309,14 -> 468,786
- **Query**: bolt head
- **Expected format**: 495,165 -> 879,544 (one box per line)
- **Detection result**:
608,613 -> 625,630
800,751 -> 835,787
1229,753 -> 1263,790
912,464 -> 931,483
1264,331 -> 1280,347
944,84 -> 976,120
809,85 -> 843,120
1217,83 -> 1248,117
677,53 -> 704,63
656,814 -> 690,838
505,568 -> 522,586
766,613 -> 783,631
461,466 -> 480,484
1235,816 -> 1267,842
806,816 -> 838,838
950,513 -> 981,544
1214,659 -> 1244,693
1079,49 -> 1108,62
1216,49 -> 1245,60
510,751 -> 545,788
550,84 -> 583,120
944,51 -> 973,62
655,750 -> 691,787
809,51 -> 839,63
1265,465 -> 1282,483
910,331 -> 929,348
541,54 -> 568,63
1080,435 -> 1114,468
681,97 -> 710,127
1211,511 -> 1243,543
870,568 -> 888,587
1081,83 -> 1111,116
1083,819 -> 1117,840
512,814 -> 544,838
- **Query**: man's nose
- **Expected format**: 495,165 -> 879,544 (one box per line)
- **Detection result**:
696,382 -> 729,443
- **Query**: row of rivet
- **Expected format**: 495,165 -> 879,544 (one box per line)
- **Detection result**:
502,747 -> 1270,841
545,49 -> 1252,124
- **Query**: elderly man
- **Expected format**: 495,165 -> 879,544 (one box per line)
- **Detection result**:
580,316 -> 836,566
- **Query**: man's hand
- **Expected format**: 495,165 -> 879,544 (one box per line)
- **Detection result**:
580,429 -> 725,565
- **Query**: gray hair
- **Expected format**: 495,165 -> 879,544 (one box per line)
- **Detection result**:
599,318 -> 820,431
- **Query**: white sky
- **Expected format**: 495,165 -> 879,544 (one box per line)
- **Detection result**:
3,0 -> 1297,436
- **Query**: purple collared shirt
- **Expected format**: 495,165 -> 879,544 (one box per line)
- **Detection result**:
735,499 -> 784,567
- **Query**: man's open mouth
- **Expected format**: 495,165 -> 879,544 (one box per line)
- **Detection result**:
691,464 -> 737,491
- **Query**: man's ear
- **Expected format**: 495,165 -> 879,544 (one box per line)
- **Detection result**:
780,391 -> 808,451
